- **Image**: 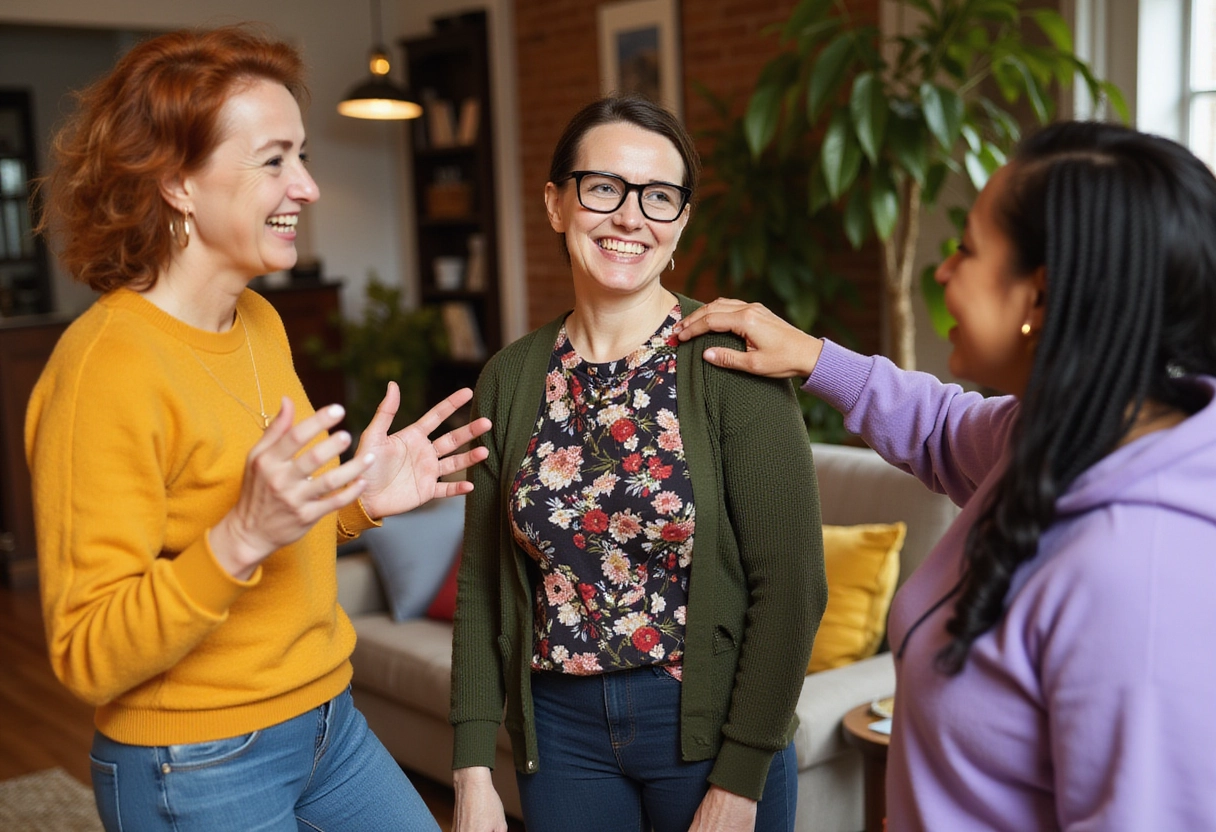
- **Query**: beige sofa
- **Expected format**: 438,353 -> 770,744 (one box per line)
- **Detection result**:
336,442 -> 960,831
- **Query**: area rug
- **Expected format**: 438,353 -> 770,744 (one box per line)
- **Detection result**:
0,768 -> 103,832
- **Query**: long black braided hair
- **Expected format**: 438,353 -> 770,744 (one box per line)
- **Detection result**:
935,122 -> 1216,674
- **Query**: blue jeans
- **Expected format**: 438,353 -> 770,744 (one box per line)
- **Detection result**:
89,688 -> 439,832
517,667 -> 797,832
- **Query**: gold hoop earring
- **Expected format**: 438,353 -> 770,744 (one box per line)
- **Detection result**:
1020,322 -> 1032,336
170,210 -> 192,248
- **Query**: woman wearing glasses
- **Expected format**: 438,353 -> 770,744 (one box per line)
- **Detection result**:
449,95 -> 826,832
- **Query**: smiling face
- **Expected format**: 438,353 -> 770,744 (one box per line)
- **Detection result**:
544,121 -> 688,301
182,77 -> 318,282
935,164 -> 1044,395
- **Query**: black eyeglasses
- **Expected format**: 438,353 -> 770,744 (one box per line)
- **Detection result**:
560,170 -> 691,222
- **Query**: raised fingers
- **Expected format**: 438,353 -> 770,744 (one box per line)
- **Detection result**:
433,417 -> 493,458
410,387 -> 475,437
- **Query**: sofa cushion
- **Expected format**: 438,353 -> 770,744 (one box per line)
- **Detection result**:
361,495 -> 464,621
426,548 -> 461,621
807,523 -> 905,673
349,614 -> 456,722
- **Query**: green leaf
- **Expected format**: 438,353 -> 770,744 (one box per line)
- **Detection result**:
1028,9 -> 1074,52
744,85 -> 784,158
808,33 -> 855,121
1004,55 -> 1050,122
1101,81 -> 1131,122
921,264 -> 956,339
821,109 -> 863,200
869,170 -> 899,241
784,0 -> 836,40
849,71 -> 889,165
809,164 -> 831,213
923,162 -> 950,206
888,110 -> 928,185
844,186 -> 871,249
947,206 -> 968,230
964,151 -> 988,191
769,258 -> 799,302
960,123 -> 982,154
920,82 -> 964,151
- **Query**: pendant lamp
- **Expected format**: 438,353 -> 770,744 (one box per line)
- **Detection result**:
338,0 -> 422,120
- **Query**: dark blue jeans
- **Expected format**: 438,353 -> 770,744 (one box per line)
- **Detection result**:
89,688 -> 439,832
517,667 -> 797,832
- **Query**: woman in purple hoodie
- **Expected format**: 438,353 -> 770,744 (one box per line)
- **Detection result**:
674,121 -> 1216,830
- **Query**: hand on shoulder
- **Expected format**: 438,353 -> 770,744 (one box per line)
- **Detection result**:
674,298 -> 823,380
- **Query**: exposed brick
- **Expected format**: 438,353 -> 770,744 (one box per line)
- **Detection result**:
515,0 -> 882,336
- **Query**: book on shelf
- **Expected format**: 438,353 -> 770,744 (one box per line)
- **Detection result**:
464,233 -> 487,291
441,301 -> 486,362
457,98 -> 481,146
426,98 -> 457,148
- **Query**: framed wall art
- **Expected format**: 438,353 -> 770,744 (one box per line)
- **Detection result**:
597,0 -> 682,118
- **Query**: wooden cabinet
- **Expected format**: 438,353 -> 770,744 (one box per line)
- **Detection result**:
400,11 -> 501,397
0,316 -> 70,587
260,281 -> 345,414
0,89 -> 54,318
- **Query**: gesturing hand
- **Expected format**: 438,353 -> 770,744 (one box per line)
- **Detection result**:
210,397 -> 376,580
356,383 -> 492,520
674,298 -> 824,380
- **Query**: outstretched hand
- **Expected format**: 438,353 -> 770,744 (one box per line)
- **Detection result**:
674,298 -> 824,380
356,383 -> 492,519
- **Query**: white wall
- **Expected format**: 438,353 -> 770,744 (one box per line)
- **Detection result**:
0,0 -> 528,325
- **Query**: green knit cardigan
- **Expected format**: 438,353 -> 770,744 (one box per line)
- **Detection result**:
450,293 -> 826,800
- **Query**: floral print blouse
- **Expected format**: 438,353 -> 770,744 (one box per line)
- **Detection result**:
509,306 -> 694,678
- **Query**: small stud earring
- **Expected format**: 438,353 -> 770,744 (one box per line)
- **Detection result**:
669,257 -> 676,272
1021,322 -> 1032,336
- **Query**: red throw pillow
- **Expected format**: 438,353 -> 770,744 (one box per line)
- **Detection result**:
426,546 -> 461,621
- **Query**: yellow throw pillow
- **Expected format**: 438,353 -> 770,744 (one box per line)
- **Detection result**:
807,522 -> 907,673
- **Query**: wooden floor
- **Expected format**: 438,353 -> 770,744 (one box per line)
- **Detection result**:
0,579 -> 521,831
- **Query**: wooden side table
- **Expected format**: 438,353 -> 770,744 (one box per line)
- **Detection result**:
842,701 -> 892,832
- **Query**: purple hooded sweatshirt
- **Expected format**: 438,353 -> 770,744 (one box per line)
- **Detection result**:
804,340 -> 1216,831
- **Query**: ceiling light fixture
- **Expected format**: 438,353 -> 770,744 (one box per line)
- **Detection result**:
338,0 -> 422,120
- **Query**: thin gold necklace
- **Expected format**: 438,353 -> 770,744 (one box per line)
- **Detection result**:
190,309 -> 270,429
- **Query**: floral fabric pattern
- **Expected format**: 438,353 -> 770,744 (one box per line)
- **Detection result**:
510,306 -> 694,678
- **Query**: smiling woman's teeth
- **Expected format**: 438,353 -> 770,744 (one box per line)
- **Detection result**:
267,215 -> 298,232
599,239 -> 645,255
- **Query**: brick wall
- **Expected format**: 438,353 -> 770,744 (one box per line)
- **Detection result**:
514,0 -> 882,352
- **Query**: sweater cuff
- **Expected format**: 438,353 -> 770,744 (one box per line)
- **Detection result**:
802,339 -> 873,415
336,499 -> 382,541
452,719 -> 503,771
707,738 -> 775,802
180,534 -> 260,617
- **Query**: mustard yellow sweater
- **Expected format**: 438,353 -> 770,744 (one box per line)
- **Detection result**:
25,288 -> 374,745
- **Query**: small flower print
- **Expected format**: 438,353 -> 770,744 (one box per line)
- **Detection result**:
544,573 -> 575,605
650,593 -> 667,613
613,611 -> 649,637
674,606 -> 687,625
609,510 -> 642,543
548,506 -> 579,529
548,399 -> 570,421
649,643 -> 666,660
623,453 -> 643,473
631,627 -> 660,652
657,430 -> 683,452
539,446 -> 583,490
589,473 -> 619,497
633,390 -> 650,409
647,457 -> 673,480
551,645 -> 570,663
573,533 -> 587,549
557,603 -> 581,626
545,370 -> 567,402
601,547 -> 632,586
652,491 -> 683,515
656,409 -> 678,431
563,653 -> 604,675
661,521 -> 692,542
582,509 -> 609,533
610,419 -> 636,442
597,404 -> 630,427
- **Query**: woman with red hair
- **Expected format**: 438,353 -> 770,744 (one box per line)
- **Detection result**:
28,25 -> 488,831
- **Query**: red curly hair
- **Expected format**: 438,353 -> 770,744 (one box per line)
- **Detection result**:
36,25 -> 307,292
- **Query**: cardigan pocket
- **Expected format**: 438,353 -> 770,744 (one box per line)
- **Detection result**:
712,623 -> 739,655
